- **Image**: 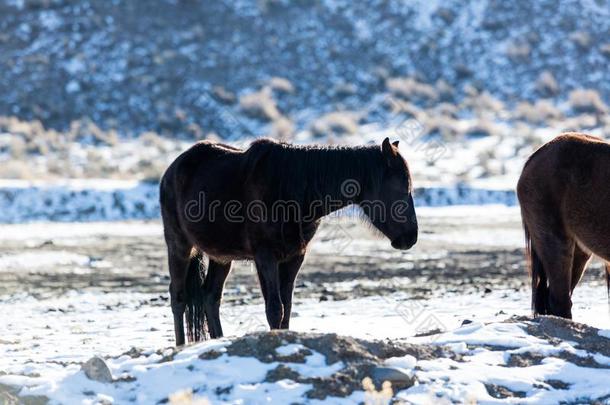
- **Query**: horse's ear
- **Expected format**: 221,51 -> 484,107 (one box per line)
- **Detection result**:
392,140 -> 399,147
382,137 -> 398,165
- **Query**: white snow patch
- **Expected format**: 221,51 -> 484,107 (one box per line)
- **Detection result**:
0,251 -> 90,270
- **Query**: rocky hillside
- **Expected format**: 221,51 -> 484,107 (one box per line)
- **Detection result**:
1,0 -> 610,139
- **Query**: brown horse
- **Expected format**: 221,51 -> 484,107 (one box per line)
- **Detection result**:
160,137 -> 418,345
517,133 -> 610,319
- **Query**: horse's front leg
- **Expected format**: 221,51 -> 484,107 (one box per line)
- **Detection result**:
202,259 -> 232,338
279,254 -> 305,329
254,248 -> 283,329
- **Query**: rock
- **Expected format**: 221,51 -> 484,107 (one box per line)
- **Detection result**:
370,366 -> 414,387
82,356 -> 113,383
461,319 -> 473,326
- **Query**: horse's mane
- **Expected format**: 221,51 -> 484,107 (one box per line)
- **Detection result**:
242,138 -> 385,203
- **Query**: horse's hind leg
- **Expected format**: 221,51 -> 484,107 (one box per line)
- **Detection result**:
534,233 -> 575,319
279,254 -> 304,329
202,259 -> 232,339
165,238 -> 192,346
570,244 -> 591,292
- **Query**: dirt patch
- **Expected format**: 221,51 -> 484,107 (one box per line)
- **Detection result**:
0,383 -> 48,405
216,318 -> 610,400
523,316 -> 610,358
507,316 -> 610,368
506,351 -> 546,367
223,330 -> 462,399
485,383 -> 526,399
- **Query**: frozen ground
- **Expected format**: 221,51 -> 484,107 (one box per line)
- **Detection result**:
1,206 -> 609,404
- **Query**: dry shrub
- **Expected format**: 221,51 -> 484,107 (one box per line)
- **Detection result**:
465,119 -> 496,138
169,389 -> 210,405
0,117 -> 64,157
477,149 -> 504,177
83,150 -> 114,178
139,131 -> 169,150
432,102 -> 459,118
0,115 -> 191,180
362,377 -> 392,405
569,31 -> 592,49
435,79 -> 454,101
270,116 -> 295,141
569,89 -> 608,114
332,82 -> 358,98
268,77 -> 295,94
561,114 -> 599,131
68,118 -> 119,146
462,91 -> 505,118
463,84 -> 479,98
0,160 -> 34,179
239,87 -> 281,121
382,97 -> 426,123
186,123 -> 204,139
516,100 -> 562,124
386,77 -> 438,102
505,40 -> 531,61
422,113 -> 460,140
8,136 -> 27,159
211,86 -> 236,104
536,71 -> 559,96
514,122 -> 541,149
26,137 -> 50,155
311,111 -> 360,137
0,117 -> 46,141
136,159 -> 167,183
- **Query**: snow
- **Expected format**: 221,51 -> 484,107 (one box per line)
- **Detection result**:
0,251 -> 90,270
2,283 -> 609,403
1,208 -> 608,403
0,180 -> 160,223
384,355 -> 417,371
0,221 -> 161,242
399,320 -> 610,404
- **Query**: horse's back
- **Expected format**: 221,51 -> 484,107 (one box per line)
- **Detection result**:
162,141 -> 243,193
518,133 -> 610,194
160,141 -> 245,224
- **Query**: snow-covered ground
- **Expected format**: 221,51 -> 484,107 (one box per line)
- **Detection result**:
2,288 -> 609,404
1,206 -> 609,404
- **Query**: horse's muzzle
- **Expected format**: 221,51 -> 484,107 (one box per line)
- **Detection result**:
391,232 -> 418,250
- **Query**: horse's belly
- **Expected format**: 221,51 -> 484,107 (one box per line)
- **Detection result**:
565,196 -> 610,261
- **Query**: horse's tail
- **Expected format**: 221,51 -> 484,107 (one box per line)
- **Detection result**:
524,221 -> 548,315
185,251 -> 207,342
606,263 -> 609,306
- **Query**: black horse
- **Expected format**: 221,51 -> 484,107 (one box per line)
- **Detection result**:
160,137 -> 418,345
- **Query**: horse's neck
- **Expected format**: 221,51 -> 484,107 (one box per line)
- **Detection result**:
303,148 -> 380,220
